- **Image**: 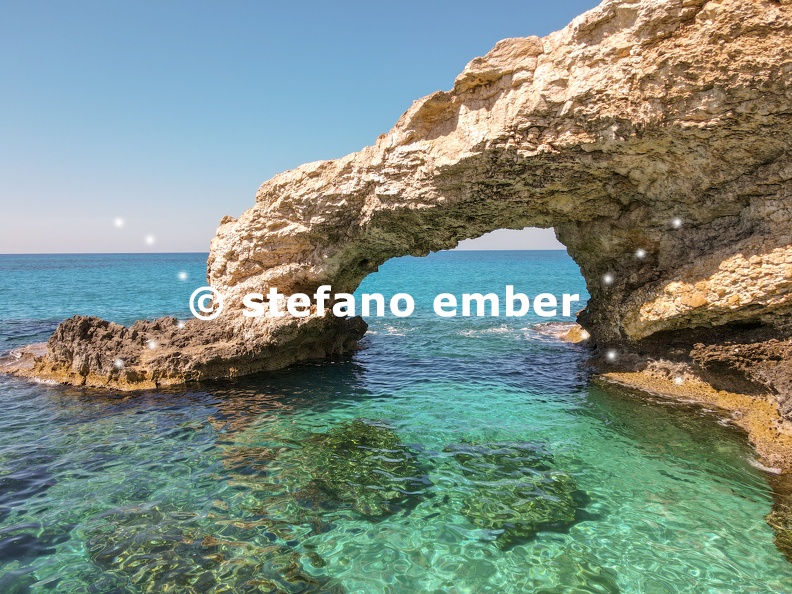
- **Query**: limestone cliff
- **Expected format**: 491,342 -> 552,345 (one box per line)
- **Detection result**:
7,0 -> 792,419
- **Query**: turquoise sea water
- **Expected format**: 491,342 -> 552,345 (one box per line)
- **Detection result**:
0,251 -> 790,593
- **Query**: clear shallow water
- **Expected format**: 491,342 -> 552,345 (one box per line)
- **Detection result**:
0,251 -> 790,593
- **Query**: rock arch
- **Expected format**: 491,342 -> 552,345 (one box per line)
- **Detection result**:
18,0 -> 792,395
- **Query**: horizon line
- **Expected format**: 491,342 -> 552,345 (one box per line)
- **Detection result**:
0,248 -> 569,256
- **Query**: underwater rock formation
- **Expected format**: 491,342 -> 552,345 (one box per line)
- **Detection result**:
83,504 -> 342,593
444,442 -> 590,549
290,419 -> 429,518
5,0 -> 791,416
767,472 -> 792,563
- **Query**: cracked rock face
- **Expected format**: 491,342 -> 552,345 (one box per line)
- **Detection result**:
12,0 -> 792,394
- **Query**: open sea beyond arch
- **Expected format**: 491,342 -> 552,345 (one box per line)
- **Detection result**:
0,251 -> 790,593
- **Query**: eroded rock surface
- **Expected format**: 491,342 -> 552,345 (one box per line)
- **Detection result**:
5,0 -> 791,404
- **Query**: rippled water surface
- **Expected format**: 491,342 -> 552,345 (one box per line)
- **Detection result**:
0,252 -> 790,593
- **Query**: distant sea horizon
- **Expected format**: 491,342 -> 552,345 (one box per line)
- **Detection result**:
0,248 -> 570,256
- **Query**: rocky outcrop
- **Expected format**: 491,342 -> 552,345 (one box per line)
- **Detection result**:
23,313 -> 366,389
5,0 -> 791,411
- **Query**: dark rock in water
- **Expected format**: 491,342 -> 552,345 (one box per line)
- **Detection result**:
0,569 -> 38,594
766,472 -> 792,564
295,419 -> 430,518
767,504 -> 792,564
0,521 -> 72,563
444,441 -> 590,549
83,504 -> 342,593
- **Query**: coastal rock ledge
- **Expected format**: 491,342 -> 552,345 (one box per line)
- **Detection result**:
4,1 -> 792,458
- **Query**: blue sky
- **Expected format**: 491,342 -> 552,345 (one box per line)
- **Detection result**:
0,1 -> 599,253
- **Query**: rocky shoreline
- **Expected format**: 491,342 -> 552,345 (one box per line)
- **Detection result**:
598,366 -> 792,563
557,322 -> 792,469
542,321 -> 792,473
6,318 -> 791,475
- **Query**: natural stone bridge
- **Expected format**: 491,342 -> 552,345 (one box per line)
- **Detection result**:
11,0 -> 792,419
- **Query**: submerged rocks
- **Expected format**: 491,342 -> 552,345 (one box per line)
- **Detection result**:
293,419 -> 430,518
229,418 -> 591,548
767,503 -> 792,564
83,504 -> 341,593
287,420 -> 591,546
444,442 -> 590,549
